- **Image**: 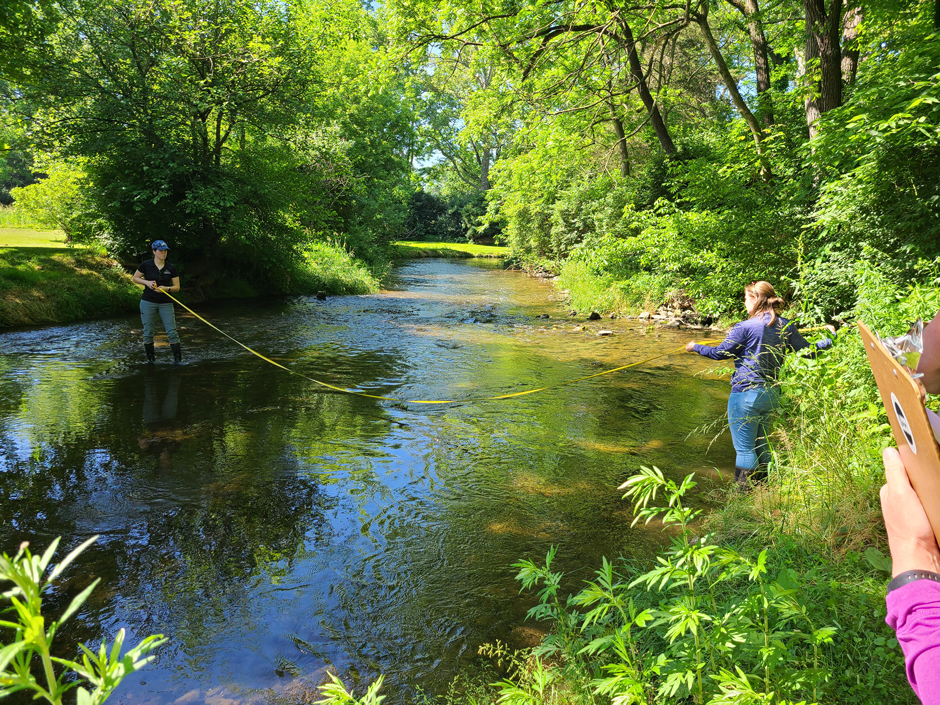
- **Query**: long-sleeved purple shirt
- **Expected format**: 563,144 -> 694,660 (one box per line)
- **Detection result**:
692,313 -> 833,392
886,580 -> 940,704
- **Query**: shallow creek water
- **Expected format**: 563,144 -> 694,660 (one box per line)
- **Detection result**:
0,258 -> 731,704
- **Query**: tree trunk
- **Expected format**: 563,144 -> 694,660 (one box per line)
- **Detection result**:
608,104 -> 631,177
696,7 -> 770,177
841,4 -> 862,87
619,19 -> 678,155
480,146 -> 491,191
803,0 -> 844,140
725,0 -> 775,126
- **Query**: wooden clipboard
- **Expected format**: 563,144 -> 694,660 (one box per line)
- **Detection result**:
860,321 -> 940,544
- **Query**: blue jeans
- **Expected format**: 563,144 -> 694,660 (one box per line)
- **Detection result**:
140,300 -> 179,344
728,387 -> 779,470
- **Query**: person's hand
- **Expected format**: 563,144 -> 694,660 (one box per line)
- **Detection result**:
880,447 -> 940,576
825,324 -> 837,336
149,281 -> 158,290
685,341 -> 696,352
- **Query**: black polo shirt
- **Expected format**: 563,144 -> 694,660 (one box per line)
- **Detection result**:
139,258 -> 180,303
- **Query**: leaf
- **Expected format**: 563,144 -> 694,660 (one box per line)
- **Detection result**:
864,547 -> 892,575
47,535 -> 99,585
59,579 -> 100,626
0,641 -> 26,673
36,538 -> 61,577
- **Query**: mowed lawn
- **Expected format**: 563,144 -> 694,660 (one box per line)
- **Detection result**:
0,228 -> 71,249
391,240 -> 506,258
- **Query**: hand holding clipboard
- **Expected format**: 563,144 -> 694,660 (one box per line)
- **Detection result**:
861,315 -> 940,566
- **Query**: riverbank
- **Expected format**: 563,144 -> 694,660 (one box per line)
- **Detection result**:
0,232 -> 507,328
0,230 -> 380,327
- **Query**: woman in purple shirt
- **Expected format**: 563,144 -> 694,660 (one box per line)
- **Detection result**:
685,281 -> 835,490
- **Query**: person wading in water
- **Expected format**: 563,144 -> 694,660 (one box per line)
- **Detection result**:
685,280 -> 835,490
133,240 -> 182,364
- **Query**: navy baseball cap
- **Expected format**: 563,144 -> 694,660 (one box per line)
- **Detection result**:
151,240 -> 170,250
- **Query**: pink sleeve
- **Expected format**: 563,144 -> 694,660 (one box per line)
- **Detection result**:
886,580 -> 940,704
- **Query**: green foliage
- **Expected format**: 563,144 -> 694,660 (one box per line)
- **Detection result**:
2,0 -> 416,287
315,673 -> 386,705
0,124 -> 37,206
0,208 -> 40,229
0,536 -> 165,705
9,160 -> 97,240
500,467 -> 906,705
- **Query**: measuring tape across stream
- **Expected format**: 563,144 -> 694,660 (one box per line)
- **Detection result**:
158,290 -> 827,406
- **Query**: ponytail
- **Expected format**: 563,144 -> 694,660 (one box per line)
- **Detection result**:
745,281 -> 785,326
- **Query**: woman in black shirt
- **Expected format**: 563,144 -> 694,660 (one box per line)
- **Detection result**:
132,240 -> 182,364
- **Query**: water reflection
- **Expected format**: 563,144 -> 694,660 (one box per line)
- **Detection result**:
140,371 -> 183,468
0,259 -> 732,704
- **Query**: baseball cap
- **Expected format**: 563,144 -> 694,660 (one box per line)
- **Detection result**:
151,240 -> 170,250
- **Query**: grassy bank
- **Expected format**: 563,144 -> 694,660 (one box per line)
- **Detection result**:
0,235 -> 141,328
391,240 -> 507,259
0,230 -> 380,327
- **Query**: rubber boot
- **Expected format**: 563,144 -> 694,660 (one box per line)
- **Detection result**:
171,343 -> 183,365
752,464 -> 769,484
734,466 -> 754,493
144,343 -> 155,365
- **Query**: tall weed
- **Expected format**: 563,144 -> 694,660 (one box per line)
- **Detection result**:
498,467 -> 870,705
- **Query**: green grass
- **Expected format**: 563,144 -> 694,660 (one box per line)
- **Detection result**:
556,260 -> 673,315
290,241 -> 379,295
391,240 -> 507,259
0,228 -> 70,248
0,245 -> 140,327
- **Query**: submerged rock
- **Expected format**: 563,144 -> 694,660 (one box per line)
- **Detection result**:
508,625 -> 547,650
273,665 -> 341,705
588,311 -> 601,320
597,330 -> 613,336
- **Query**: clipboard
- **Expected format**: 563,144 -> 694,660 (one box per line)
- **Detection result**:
859,321 -> 940,544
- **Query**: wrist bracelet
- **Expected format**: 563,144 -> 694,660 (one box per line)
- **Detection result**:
887,569 -> 940,593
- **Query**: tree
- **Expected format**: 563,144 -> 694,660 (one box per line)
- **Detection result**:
723,0 -> 780,126
3,0 -> 344,273
9,160 -> 90,240
417,46 -> 510,193
801,0 -> 863,139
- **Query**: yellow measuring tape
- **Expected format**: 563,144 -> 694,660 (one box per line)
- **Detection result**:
158,290 -> 834,405
157,289 -> 688,405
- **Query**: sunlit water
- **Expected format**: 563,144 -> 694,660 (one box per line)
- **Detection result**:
0,259 -> 731,704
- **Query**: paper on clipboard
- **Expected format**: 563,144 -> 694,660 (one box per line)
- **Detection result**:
860,321 -> 940,545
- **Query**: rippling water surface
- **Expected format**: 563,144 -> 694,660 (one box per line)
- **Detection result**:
0,258 -> 731,703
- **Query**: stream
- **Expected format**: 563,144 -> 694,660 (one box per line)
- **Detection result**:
0,258 -> 731,704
